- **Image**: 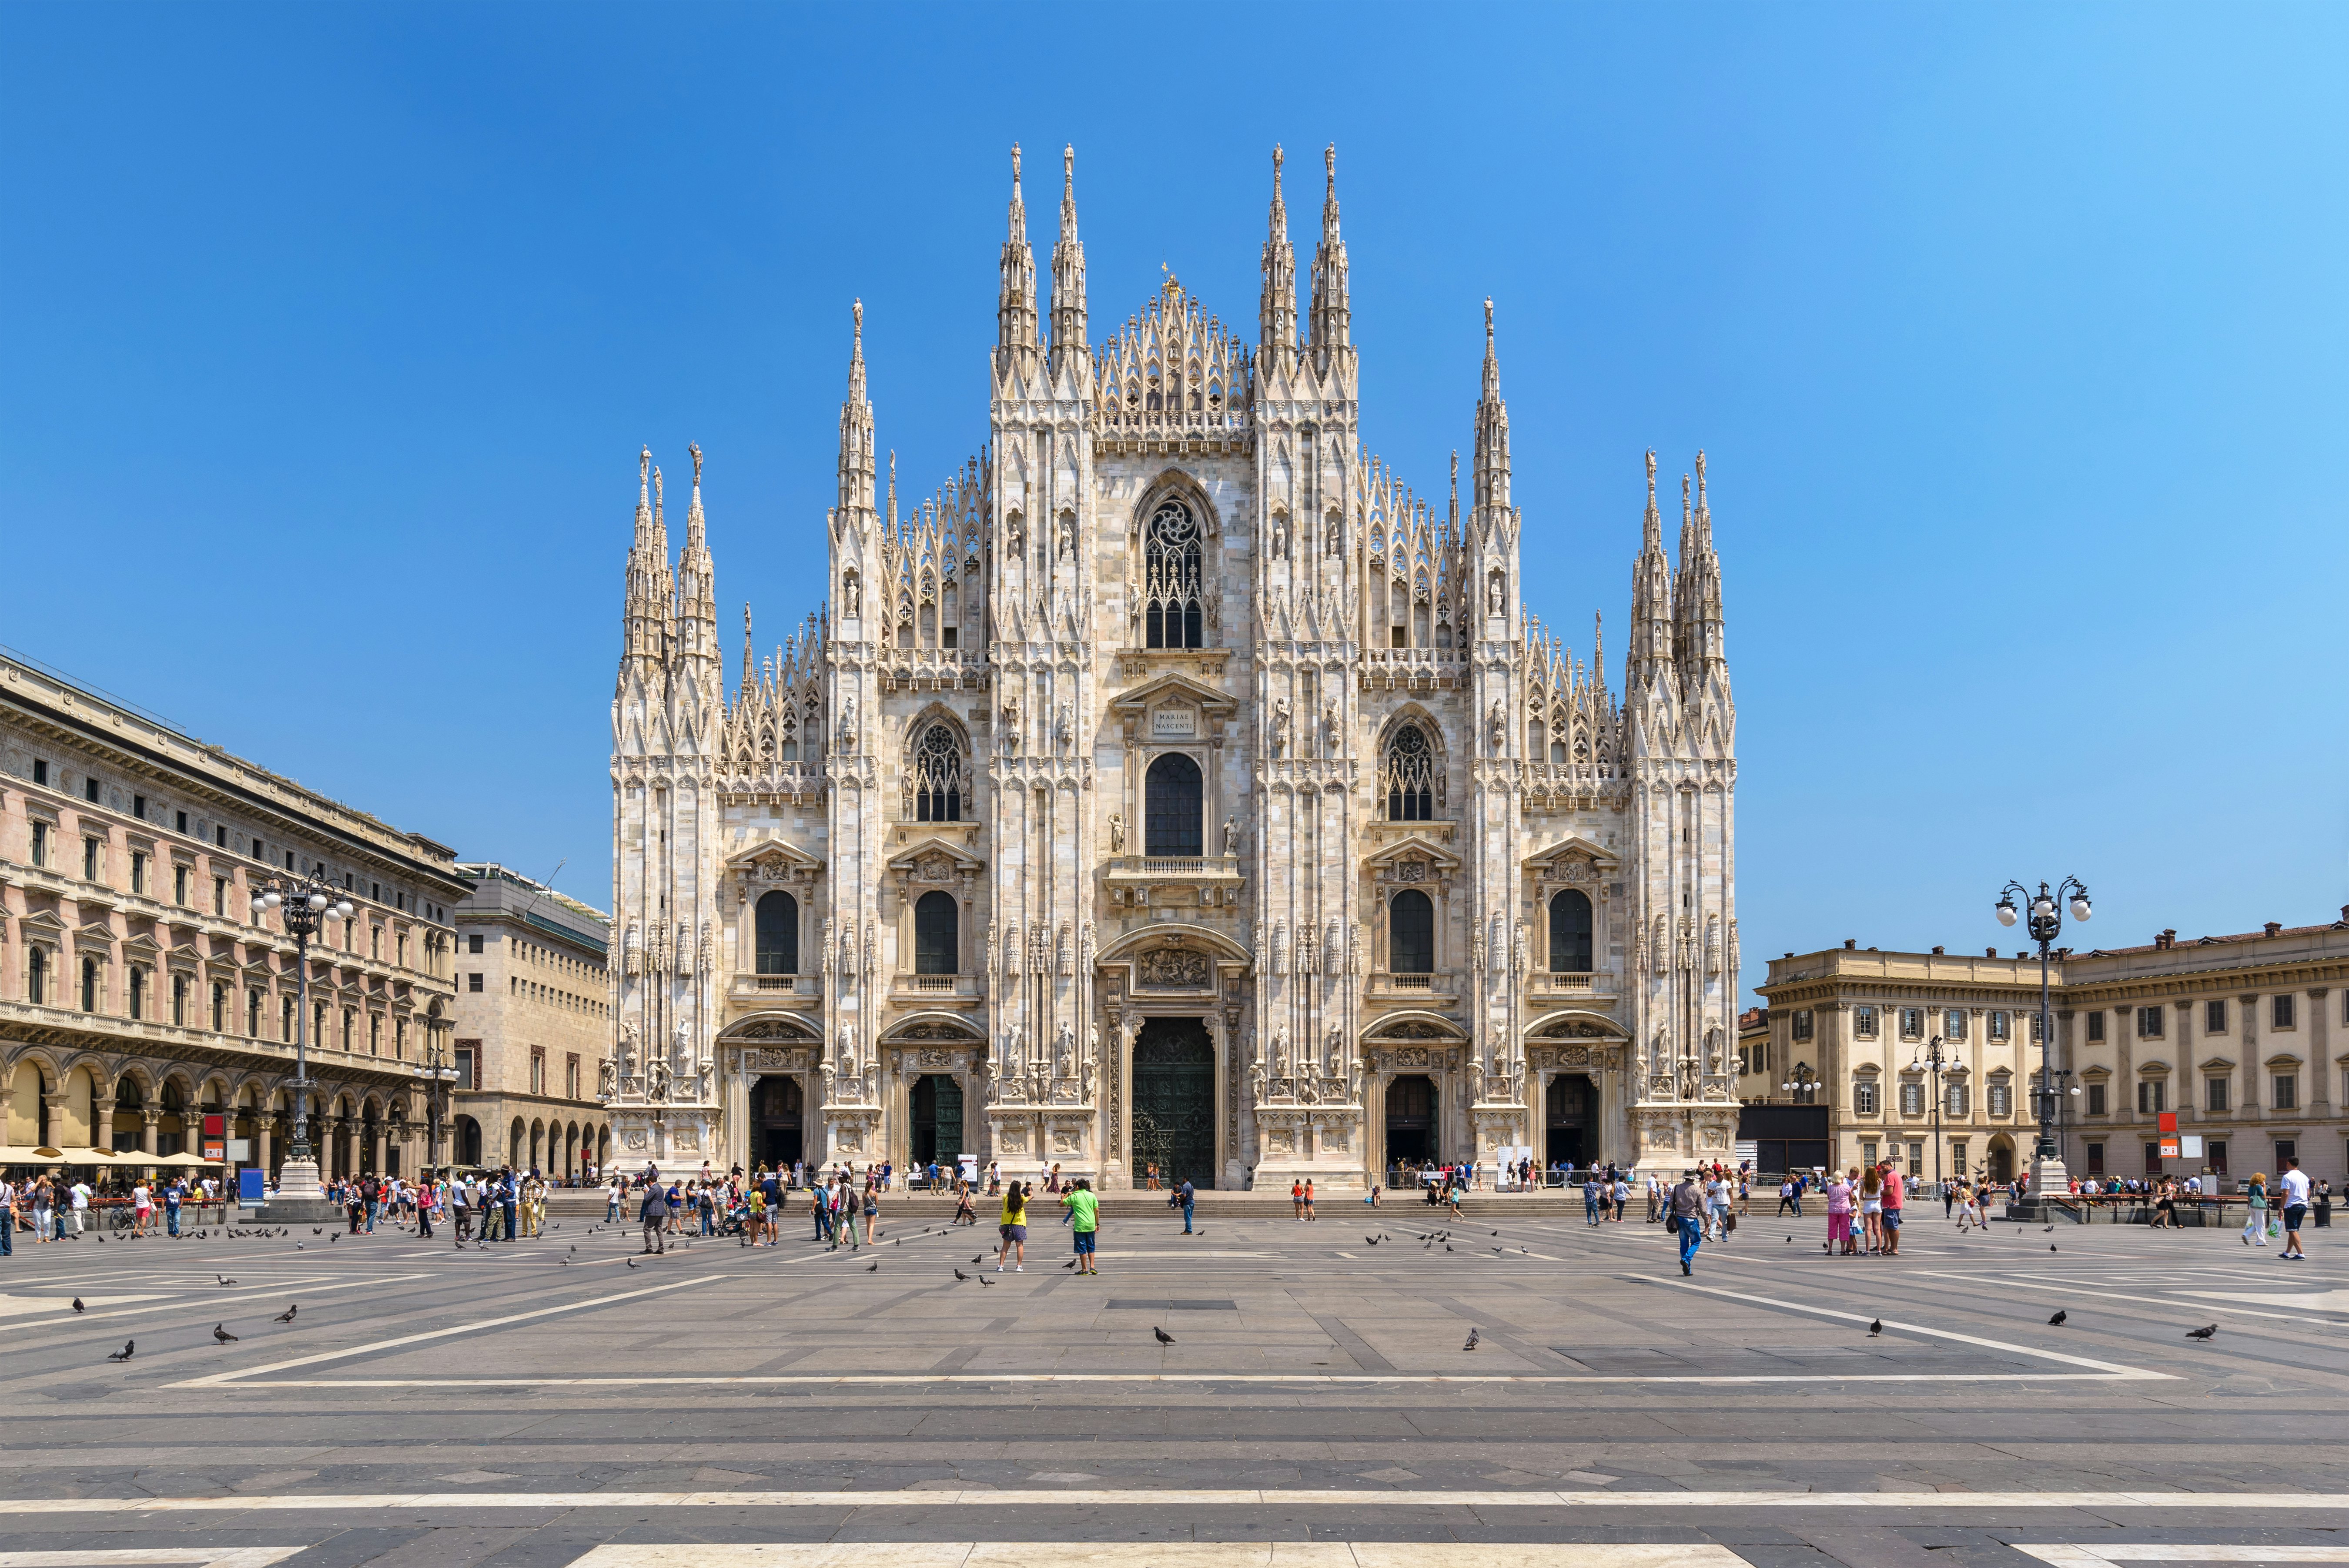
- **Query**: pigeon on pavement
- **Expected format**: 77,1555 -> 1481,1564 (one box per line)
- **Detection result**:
1868,1319 -> 1884,1337
1463,1328 -> 1480,1351
1153,1326 -> 1175,1345
107,1340 -> 135,1361
214,1324 -> 238,1343
71,1298 -> 85,1314
2048,1311 -> 2068,1326
2186,1324 -> 2218,1340
274,1305 -> 297,1323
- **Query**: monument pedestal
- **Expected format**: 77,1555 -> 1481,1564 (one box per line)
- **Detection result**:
256,1155 -> 345,1223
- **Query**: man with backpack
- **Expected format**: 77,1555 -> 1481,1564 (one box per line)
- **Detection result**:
639,1168 -> 669,1254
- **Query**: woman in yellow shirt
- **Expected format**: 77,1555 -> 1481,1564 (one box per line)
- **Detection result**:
996,1180 -> 1030,1272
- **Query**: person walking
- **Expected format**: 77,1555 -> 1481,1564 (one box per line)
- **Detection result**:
0,1173 -> 14,1258
1881,1163 -> 1905,1256
1670,1171 -> 1704,1275
2279,1156 -> 2311,1260
1177,1176 -> 1196,1235
501,1169 -> 521,1244
1582,1172 -> 1603,1227
2242,1173 -> 2270,1247
810,1179 -> 831,1245
639,1173 -> 669,1254
1826,1169 -> 1855,1255
606,1175 -> 622,1223
1857,1167 -> 1885,1254
1302,1179 -> 1317,1222
1064,1178 -> 1101,1274
1777,1177 -> 1800,1219
997,1179 -> 1029,1271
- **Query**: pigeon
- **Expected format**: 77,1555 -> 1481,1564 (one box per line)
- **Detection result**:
217,1275 -> 237,1287
2186,1324 -> 2218,1341
1062,1258 -> 1079,1270
1492,1247 -> 1503,1254
71,1298 -> 85,1314
1367,1237 -> 1380,1246
971,1255 -> 984,1265
1492,1231 -> 1499,1237
977,1276 -> 996,1287
954,1270 -> 970,1282
274,1305 -> 297,1323
626,1258 -> 638,1269
2048,1311 -> 2068,1327
214,1324 -> 238,1343
313,1228 -> 322,1235
2049,1245 -> 2058,1253
1445,1244 -> 1453,1252
1463,1328 -> 1480,1351
1153,1326 -> 1175,1345
1867,1319 -> 1884,1337
107,1340 -> 135,1361
1786,1237 -> 1792,1244
330,1234 -> 339,1243
294,1242 -> 304,1251
866,1261 -> 879,1273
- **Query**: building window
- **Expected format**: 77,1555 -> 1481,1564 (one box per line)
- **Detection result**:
468,933 -> 483,954
455,1046 -> 475,1090
247,988 -> 261,1037
133,793 -> 146,820
566,1054 -> 580,1099
911,724 -> 964,822
85,776 -> 100,803
2031,1012 -> 2044,1043
27,947 -> 46,1006
2087,1082 -> 2107,1115
1382,724 -> 1436,821
211,981 -> 225,1031
1945,1082 -> 1970,1118
369,1014 -> 381,1055
2273,1137 -> 2295,1166
914,891 -> 959,975
1388,888 -> 1436,974
129,850 -> 148,895
530,1049 -> 546,1096
1853,1080 -> 1878,1115
32,759 -> 47,786
176,810 -> 187,833
1141,497 -> 1205,648
2273,1073 -> 2297,1110
2272,994 -> 2296,1030
2087,1011 -> 2106,1042
1791,1010 -> 1814,1042
29,820 -> 48,867
215,825 -> 226,847
1900,1008 -> 1925,1040
171,973 -> 187,1025
2144,1141 -> 2164,1174
2206,999 -> 2227,1033
2137,1079 -> 2165,1114
2085,1140 -> 2104,1175
468,972 -> 484,993
83,837 -> 101,881
394,1018 -> 405,1059
1854,1006 -> 1877,1039
1907,1142 -> 1923,1178
81,956 -> 100,1012
1143,752 -> 1204,856
756,890 -> 800,975
2208,1139 -> 2228,1173
1950,1139 -> 1968,1175
1899,1080 -> 1924,1116
1860,1140 -> 1878,1168
214,877 -> 228,916
1547,889 -> 1593,973
340,1008 -> 354,1051
2206,1077 -> 2229,1113
1944,1009 -> 1967,1040
174,865 -> 189,905
1988,1011 -> 2009,1041
127,966 -> 145,1020
1987,1080 -> 2011,1117
2137,1006 -> 2165,1038
281,995 -> 295,1042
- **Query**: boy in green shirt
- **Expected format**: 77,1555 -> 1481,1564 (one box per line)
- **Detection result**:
1063,1179 -> 1101,1275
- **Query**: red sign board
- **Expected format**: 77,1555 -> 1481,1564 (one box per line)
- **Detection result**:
203,1114 -> 226,1138
2159,1137 -> 2182,1159
2157,1112 -> 2178,1135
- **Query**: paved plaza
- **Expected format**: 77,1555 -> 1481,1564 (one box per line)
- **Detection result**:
2,1197 -> 2346,1567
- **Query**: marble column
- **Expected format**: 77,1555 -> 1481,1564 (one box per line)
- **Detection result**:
141,1109 -> 160,1155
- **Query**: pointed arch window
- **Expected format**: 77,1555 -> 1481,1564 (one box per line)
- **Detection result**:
1389,889 -> 1435,975
755,890 -> 800,976
914,891 -> 959,976
1383,724 -> 1436,821
1144,752 -> 1204,857
912,724 -> 964,822
1143,498 -> 1205,648
1549,889 -> 1593,974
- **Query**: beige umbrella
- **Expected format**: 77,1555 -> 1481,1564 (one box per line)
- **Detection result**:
154,1150 -> 223,1167
0,1147 -> 68,1165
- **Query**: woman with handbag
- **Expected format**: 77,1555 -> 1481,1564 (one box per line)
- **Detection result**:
2241,1173 -> 2269,1247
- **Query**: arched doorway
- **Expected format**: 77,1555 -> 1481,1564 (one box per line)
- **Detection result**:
911,1074 -> 963,1169
1988,1136 -> 2016,1185
1385,1074 -> 1437,1166
454,1114 -> 483,1168
754,1076 -> 804,1170
914,892 -> 959,974
1545,1073 -> 1594,1171
1144,754 -> 1203,856
1132,1017 -> 1215,1188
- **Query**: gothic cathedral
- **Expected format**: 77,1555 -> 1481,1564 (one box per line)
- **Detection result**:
606,146 -> 1739,1188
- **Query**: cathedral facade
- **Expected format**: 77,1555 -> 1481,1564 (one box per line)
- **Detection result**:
605,147 -> 1740,1189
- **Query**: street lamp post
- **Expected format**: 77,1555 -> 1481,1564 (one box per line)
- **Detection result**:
1780,1063 -> 1818,1105
413,1040 -> 462,1173
1995,876 -> 2091,1208
251,871 -> 354,1201
1912,1034 -> 1953,1191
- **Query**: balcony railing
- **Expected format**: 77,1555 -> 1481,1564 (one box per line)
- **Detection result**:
1389,973 -> 1432,991
1533,971 -> 1596,992
729,972 -> 820,1002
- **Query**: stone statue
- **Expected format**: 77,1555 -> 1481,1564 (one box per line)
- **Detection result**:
1271,1025 -> 1288,1076
839,695 -> 858,754
1001,696 -> 1021,755
1081,1056 -> 1096,1104
618,1022 -> 637,1071
673,1024 -> 690,1071
1055,1021 -> 1074,1080
843,572 -> 860,619
1055,702 -> 1072,746
836,1023 -> 856,1078
1348,1056 -> 1364,1101
1488,571 -> 1505,618
1221,816 -> 1238,856
1272,513 -> 1289,556
1487,698 -> 1506,752
1248,1044 -> 1267,1103
646,1057 -> 670,1102
1107,812 -> 1125,854
1006,1021 -> 1025,1077
1322,696 -> 1338,754
597,1057 -> 616,1096
1272,697 -> 1292,757
1325,1022 -> 1342,1076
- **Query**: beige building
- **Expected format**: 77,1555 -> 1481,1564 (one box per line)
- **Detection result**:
605,146 -> 1744,1186
0,647 -> 465,1182
448,863 -> 612,1178
1757,911 -> 2349,1188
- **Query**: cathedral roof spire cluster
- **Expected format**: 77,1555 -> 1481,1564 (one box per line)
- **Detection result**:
996,144 -> 1037,364
1308,143 -> 1351,360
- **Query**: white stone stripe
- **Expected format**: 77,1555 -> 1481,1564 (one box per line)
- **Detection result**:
167,1275 -> 721,1388
1648,1277 -> 2175,1381
0,1552 -> 299,1567
222,1371 -> 2145,1387
2016,1549 -> 2349,1565
570,1548 -> 1739,1567
1,1490 -> 2345,1515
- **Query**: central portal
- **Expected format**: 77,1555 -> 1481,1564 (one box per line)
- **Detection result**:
753,1075 -> 804,1171
911,1073 -> 964,1168
1130,1016 -> 1215,1190
1545,1073 -> 1595,1171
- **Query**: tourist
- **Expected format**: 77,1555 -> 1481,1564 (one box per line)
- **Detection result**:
997,1179 -> 1029,1271
1826,1168 -> 1854,1255
1291,1179 -> 1305,1221
1302,1179 -> 1317,1221
809,1180 -> 830,1244
1583,1171 -> 1602,1227
1064,1177 -> 1100,1274
0,1172 -> 14,1257
129,1177 -> 151,1237
1177,1176 -> 1196,1235
1670,1170 -> 1704,1275
1857,1166 -> 1884,1254
1881,1162 -> 1905,1256
2279,1156 -> 2311,1260
1778,1177 -> 1800,1218
639,1172 -> 669,1254
861,1178 -> 880,1245
68,1177 -> 90,1237
2242,1173 -> 2269,1247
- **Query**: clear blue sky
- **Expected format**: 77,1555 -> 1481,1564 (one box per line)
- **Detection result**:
5,5 -> 2343,1003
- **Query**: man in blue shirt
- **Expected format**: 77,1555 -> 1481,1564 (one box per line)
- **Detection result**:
499,1168 -> 520,1243
1177,1178 -> 1196,1235
163,1177 -> 184,1238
